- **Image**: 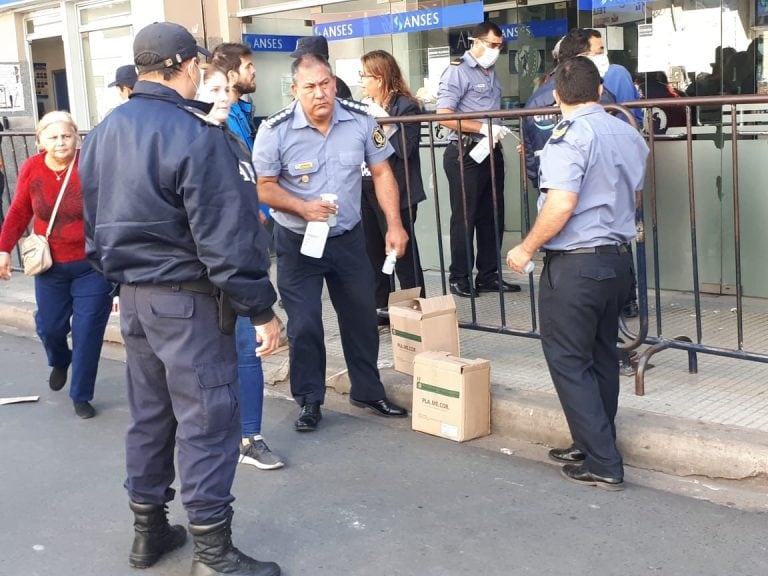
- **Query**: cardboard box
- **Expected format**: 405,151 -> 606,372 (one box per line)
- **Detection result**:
388,288 -> 460,375
412,351 -> 491,442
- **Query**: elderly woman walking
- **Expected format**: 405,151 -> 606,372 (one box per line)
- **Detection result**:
0,111 -> 112,419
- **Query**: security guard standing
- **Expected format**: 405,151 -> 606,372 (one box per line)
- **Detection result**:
437,21 -> 520,298
80,22 -> 281,576
507,57 -> 649,491
253,53 -> 409,432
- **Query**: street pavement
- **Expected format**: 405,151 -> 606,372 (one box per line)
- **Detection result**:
1,329 -> 767,576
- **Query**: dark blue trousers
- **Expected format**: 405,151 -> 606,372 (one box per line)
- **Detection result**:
34,260 -> 112,402
235,315 -> 264,437
119,283 -> 240,525
538,251 -> 633,479
274,223 -> 386,406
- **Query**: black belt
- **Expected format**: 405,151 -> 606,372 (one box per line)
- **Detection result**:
153,278 -> 218,296
545,244 -> 629,256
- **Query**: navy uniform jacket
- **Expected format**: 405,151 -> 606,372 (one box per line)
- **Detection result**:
80,80 -> 276,322
523,75 -> 616,188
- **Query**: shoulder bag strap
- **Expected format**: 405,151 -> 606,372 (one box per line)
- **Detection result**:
45,150 -> 77,238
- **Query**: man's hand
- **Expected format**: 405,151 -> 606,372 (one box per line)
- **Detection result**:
506,244 -> 534,274
384,224 -> 409,259
300,198 -> 337,223
0,252 -> 11,281
254,316 -> 281,357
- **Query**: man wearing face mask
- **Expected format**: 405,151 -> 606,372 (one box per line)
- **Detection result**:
79,22 -> 281,576
437,21 -> 520,298
585,29 -> 643,124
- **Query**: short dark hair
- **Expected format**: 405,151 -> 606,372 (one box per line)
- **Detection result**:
135,52 -> 183,81
557,28 -> 591,62
585,29 -> 602,40
471,21 -> 503,39
291,53 -> 333,82
211,42 -> 252,74
555,56 -> 601,104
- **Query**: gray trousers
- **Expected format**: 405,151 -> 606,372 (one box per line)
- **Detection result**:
120,283 -> 240,525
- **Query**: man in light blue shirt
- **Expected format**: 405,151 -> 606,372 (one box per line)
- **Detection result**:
253,53 -> 409,431
507,56 -> 648,491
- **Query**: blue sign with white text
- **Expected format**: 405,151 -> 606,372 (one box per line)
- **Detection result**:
500,19 -> 569,41
242,34 -> 303,53
314,2 -> 484,41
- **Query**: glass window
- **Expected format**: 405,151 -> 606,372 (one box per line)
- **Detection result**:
81,25 -> 133,126
79,0 -> 131,26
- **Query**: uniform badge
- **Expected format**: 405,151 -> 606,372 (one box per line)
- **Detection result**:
372,126 -> 387,148
549,120 -> 572,143
295,161 -> 314,171
300,175 -> 310,183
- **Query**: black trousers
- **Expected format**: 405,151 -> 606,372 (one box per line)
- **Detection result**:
274,223 -> 387,406
361,180 -> 425,309
539,251 -> 633,478
443,143 -> 505,284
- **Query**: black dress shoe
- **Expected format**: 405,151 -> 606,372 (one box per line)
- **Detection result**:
449,280 -> 473,298
73,401 -> 96,419
475,279 -> 522,293
622,300 -> 639,318
295,402 -> 322,432
49,366 -> 68,391
350,397 -> 408,418
560,464 -> 624,491
548,445 -> 586,463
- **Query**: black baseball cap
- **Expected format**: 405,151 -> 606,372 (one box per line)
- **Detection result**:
290,36 -> 329,59
133,22 -> 212,72
108,65 -> 138,88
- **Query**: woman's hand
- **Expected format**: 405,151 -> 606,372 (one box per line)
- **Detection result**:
0,252 -> 12,280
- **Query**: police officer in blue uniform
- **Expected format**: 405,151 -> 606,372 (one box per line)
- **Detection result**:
80,22 -> 281,576
507,57 -> 649,491
437,21 -> 520,298
253,53 -> 409,431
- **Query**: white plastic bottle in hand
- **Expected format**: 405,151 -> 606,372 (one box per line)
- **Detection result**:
382,250 -> 397,275
468,137 -> 491,163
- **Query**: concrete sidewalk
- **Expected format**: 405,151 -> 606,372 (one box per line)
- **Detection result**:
1,269 -> 767,483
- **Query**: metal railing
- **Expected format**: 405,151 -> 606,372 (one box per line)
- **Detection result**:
4,95 -> 768,396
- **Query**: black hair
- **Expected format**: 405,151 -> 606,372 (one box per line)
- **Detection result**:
135,53 -> 183,81
470,21 -> 503,39
291,53 -> 333,82
557,28 -> 591,62
555,56 -> 601,105
585,29 -> 602,40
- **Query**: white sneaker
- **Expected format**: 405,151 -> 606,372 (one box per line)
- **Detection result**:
239,437 -> 284,470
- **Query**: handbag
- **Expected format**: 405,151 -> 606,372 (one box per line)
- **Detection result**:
21,154 -> 76,276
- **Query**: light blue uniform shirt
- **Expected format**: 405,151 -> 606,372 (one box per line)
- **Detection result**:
252,99 -> 393,236
436,51 -> 502,141
538,103 -> 649,250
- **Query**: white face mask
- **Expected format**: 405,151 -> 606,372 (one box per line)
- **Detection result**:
587,53 -> 610,77
476,47 -> 500,69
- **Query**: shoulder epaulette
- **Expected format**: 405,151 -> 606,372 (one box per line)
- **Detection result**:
450,59 -> 463,66
338,98 -> 369,115
549,119 -> 572,143
263,103 -> 295,128
180,104 -> 220,126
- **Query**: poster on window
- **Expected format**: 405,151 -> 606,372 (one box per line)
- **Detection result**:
0,63 -> 25,111
34,62 -> 48,98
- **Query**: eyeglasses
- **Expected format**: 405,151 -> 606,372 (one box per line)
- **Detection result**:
476,37 -> 504,50
358,71 -> 375,79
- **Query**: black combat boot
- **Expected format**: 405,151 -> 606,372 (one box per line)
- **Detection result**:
188,514 -> 280,576
128,501 -> 187,568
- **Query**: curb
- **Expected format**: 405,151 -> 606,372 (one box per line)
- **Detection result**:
3,304 -> 766,481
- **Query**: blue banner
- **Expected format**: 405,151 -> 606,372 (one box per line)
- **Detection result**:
242,34 -> 303,53
500,19 -> 569,41
578,0 -> 650,9
315,1 -> 484,41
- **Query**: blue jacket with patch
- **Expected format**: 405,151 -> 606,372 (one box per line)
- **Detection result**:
523,75 -> 616,189
80,80 -> 276,322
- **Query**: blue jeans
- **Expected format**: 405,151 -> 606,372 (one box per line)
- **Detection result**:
34,260 -> 112,402
235,315 -> 264,437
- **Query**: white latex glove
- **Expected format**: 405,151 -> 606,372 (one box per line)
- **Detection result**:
478,124 -> 510,147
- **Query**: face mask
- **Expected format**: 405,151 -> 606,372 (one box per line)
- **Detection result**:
187,61 -> 201,95
587,53 -> 610,77
476,47 -> 500,69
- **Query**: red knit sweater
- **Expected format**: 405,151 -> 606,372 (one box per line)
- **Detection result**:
0,151 -> 85,263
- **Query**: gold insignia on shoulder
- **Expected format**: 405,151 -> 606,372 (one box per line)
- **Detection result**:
372,126 -> 387,148
549,120 -> 572,143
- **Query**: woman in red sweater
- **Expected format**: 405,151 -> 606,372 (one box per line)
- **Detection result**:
0,111 -> 112,419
